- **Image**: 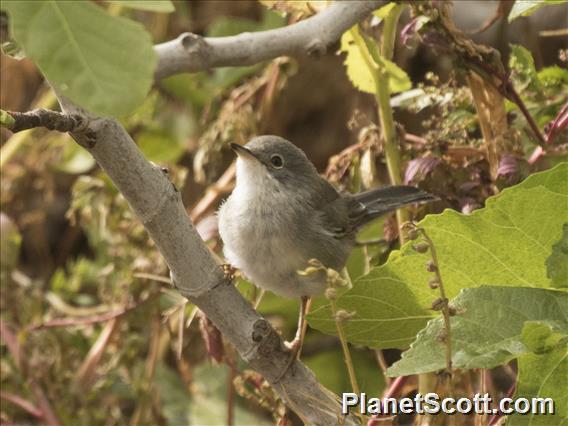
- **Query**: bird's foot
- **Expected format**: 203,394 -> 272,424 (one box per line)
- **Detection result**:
221,263 -> 237,283
275,338 -> 302,382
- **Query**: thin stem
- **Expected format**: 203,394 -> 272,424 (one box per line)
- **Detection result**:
329,298 -> 360,396
377,6 -> 409,244
0,89 -> 57,168
422,231 -> 453,392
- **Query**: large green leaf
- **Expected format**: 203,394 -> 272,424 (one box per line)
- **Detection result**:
3,1 -> 156,116
340,27 -> 411,95
508,345 -> 568,425
547,224 -> 568,288
154,362 -> 272,426
386,287 -> 568,376
108,1 -> 175,13
309,163 -> 568,348
508,0 -> 568,22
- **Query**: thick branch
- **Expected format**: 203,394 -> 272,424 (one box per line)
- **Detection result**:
154,0 -> 382,79
55,95 -> 357,425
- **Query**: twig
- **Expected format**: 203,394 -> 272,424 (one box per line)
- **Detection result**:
488,382 -> 516,426
375,350 -> 391,386
227,357 -> 236,426
0,89 -> 57,168
0,320 -> 20,368
190,163 -> 236,223
75,318 -> 120,389
539,28 -> 568,37
1,108 -> 89,134
129,311 -> 162,426
545,101 -> 568,144
154,1 -> 383,79
0,392 -> 43,418
330,300 -> 360,396
0,320 -> 61,425
467,1 -> 514,35
27,295 -> 156,331
28,379 -> 61,426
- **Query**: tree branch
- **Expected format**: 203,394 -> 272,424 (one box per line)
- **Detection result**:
55,96 -> 357,425
154,0 -> 383,79
7,2 -> 387,422
1,108 -> 89,134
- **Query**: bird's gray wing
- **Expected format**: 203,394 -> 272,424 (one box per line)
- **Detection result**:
310,180 -> 363,240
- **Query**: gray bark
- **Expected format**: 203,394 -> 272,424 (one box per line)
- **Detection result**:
154,1 -> 382,79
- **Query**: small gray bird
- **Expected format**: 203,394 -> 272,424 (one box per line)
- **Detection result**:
218,135 -> 436,360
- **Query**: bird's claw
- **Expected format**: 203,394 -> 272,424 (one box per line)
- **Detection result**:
275,338 -> 301,382
222,263 -> 237,282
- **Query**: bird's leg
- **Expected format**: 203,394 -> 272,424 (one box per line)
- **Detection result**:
276,296 -> 311,381
286,296 -> 311,356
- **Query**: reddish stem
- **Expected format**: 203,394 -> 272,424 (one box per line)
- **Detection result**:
487,382 -> 516,426
0,392 -> 43,418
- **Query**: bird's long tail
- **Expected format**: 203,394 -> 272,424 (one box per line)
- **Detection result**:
353,186 -> 437,226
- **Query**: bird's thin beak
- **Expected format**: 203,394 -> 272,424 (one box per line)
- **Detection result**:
230,143 -> 258,161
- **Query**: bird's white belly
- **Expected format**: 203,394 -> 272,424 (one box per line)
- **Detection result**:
218,197 -> 326,298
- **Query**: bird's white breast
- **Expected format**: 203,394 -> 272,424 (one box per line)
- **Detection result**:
217,158 -> 326,298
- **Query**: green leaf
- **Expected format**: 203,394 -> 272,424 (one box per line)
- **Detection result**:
309,163 -> 568,349
521,321 -> 568,353
508,0 -> 568,22
3,1 -> 157,116
377,55 -> 412,94
538,65 -> 568,87
340,29 -> 375,93
386,287 -> 568,376
508,345 -> 568,425
509,44 -> 541,93
547,224 -> 568,288
304,347 -> 385,397
372,3 -> 396,20
0,110 -> 15,128
107,1 -> 175,13
55,142 -> 96,174
340,28 -> 411,95
137,130 -> 185,163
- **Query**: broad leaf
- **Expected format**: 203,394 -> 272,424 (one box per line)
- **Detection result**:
386,287 -> 568,376
340,28 -> 411,95
547,224 -> 568,288
508,345 -> 568,425
521,321 -> 568,353
509,44 -> 542,93
508,0 -> 568,22
4,1 -> 156,116
107,1 -> 175,13
309,163 -> 568,348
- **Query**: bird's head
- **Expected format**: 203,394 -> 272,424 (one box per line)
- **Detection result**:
231,135 -> 320,191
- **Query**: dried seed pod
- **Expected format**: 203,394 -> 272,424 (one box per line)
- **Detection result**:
413,242 -> 430,253
325,287 -> 338,300
426,260 -> 437,272
428,277 -> 440,289
431,297 -> 447,311
407,227 -> 419,240
335,309 -> 355,322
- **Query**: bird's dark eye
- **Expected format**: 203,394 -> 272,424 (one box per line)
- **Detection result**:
270,154 -> 284,169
